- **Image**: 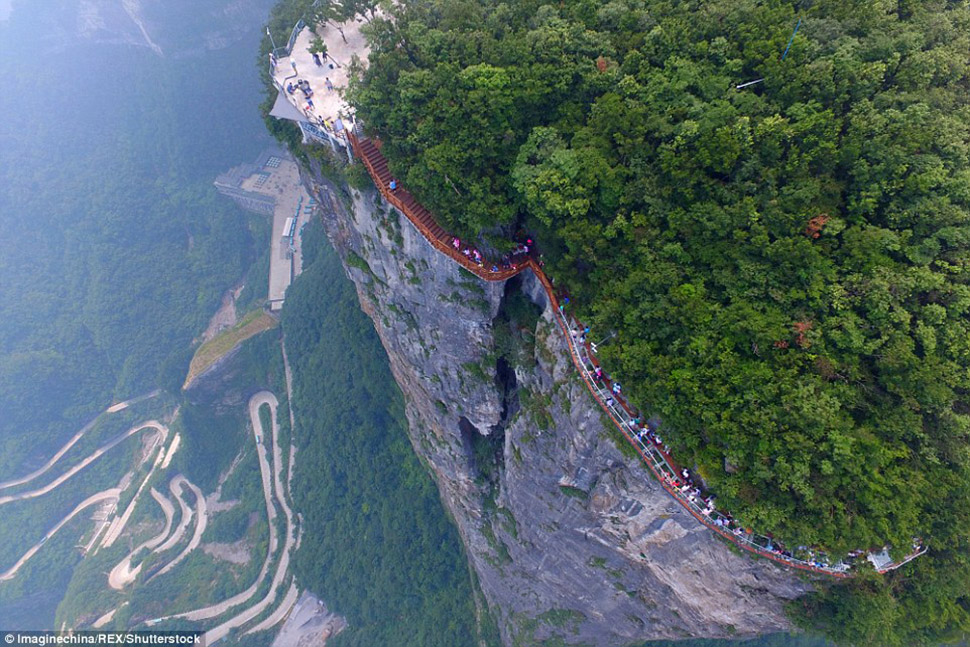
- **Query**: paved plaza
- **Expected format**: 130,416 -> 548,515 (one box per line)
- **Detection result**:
216,151 -> 309,310
271,17 -> 370,131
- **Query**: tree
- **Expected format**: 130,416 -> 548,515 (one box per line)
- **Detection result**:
344,0 -> 970,642
308,36 -> 328,58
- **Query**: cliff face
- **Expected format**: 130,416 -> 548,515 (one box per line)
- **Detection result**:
305,162 -> 814,646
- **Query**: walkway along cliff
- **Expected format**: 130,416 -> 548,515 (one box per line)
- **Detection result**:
294,135 -> 811,643
344,129 -> 925,579
266,12 -> 933,645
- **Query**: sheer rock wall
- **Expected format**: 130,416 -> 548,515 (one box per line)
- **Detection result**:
305,164 -> 814,646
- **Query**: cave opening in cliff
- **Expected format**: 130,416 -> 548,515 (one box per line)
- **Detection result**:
458,415 -> 504,489
493,275 -> 543,368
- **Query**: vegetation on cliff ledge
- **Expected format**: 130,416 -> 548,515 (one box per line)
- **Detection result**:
345,0 -> 970,644
282,219 -> 491,647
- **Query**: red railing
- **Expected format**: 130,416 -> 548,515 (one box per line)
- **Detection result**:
350,131 -> 529,281
343,130 -> 924,577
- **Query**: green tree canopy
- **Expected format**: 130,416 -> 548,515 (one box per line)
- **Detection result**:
347,0 -> 970,643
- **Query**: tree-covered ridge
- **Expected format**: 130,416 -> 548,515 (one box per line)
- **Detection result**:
346,0 -> 970,643
350,0 -> 969,551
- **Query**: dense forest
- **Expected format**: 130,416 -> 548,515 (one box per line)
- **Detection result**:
343,0 -> 970,644
282,218 -> 494,646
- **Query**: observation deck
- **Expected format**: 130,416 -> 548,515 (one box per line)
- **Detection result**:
267,17 -> 369,158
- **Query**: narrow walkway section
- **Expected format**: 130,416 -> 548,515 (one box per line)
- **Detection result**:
352,135 -> 530,280
344,130 -> 926,577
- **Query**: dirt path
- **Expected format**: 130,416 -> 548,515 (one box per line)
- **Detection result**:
0,391 -> 159,491
0,489 -> 121,581
107,488 -> 175,590
0,422 -> 166,507
120,0 -> 163,56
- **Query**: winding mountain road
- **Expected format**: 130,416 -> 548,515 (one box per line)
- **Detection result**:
202,392 -> 298,643
0,489 -> 121,581
108,488 -> 176,590
153,476 -> 193,556
0,422 -> 166,507
245,581 -> 298,635
0,391 -> 159,492
152,476 -> 207,578
100,426 -> 170,549
156,391 -> 286,626
261,392 -> 296,546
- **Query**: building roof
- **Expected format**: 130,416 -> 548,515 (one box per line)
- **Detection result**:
214,162 -> 258,189
867,549 -> 893,570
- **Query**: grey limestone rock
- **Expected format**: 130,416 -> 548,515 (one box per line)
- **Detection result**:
303,161 -> 814,646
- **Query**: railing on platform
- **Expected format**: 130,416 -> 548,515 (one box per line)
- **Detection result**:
344,131 -> 926,578
268,18 -> 306,77
269,18 -> 304,62
287,19 -> 305,53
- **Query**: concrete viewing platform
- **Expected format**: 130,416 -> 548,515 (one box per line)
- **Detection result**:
269,17 -> 370,148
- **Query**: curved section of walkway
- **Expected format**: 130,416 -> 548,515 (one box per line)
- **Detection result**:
554,309 -> 850,575
0,489 -> 121,581
346,131 -> 925,577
